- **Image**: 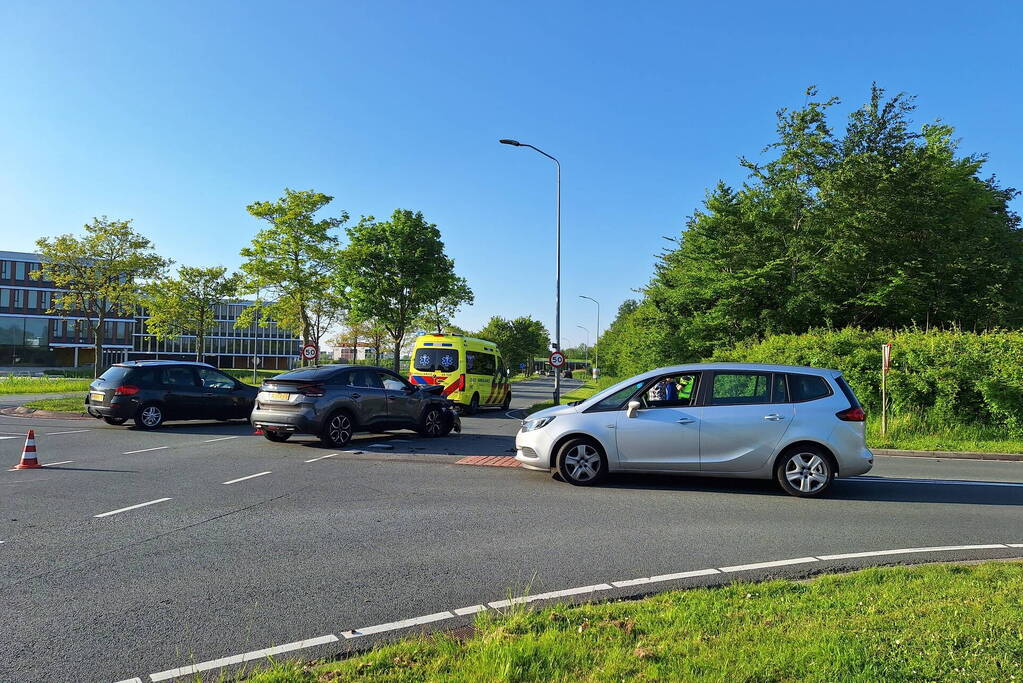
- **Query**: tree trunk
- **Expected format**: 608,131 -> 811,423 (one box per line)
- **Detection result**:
92,321 -> 105,378
195,333 -> 203,363
392,338 -> 401,374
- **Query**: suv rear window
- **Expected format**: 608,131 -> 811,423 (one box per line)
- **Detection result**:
414,348 -> 459,372
97,366 -> 132,383
788,373 -> 833,402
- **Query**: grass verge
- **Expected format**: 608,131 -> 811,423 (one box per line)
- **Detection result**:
243,562 -> 1023,682
867,412 -> 1023,453
0,376 -> 93,395
22,394 -> 88,413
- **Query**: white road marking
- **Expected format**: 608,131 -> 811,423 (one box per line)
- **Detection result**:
123,446 -> 168,455
488,583 -> 615,609
222,471 -> 271,485
0,436 -> 17,440
453,604 -> 487,616
816,544 -> 1008,561
148,634 -> 339,681
853,475 -> 1023,488
1009,543 -> 1023,548
342,611 -> 454,639
203,436 -> 239,443
94,498 -> 172,518
612,568 -> 720,588
46,429 -> 91,435
304,453 -> 339,463
114,677 -> 143,683
720,557 -> 819,573
41,460 -> 74,467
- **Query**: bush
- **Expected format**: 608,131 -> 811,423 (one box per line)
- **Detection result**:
711,328 -> 1023,435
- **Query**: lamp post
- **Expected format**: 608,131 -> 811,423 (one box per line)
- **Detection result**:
577,324 -> 590,363
500,138 -> 561,404
579,295 -> 600,378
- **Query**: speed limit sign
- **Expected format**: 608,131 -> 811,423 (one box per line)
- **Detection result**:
549,351 -> 565,368
301,344 -> 319,362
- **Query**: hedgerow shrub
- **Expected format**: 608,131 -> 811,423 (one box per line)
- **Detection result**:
710,328 -> 1023,435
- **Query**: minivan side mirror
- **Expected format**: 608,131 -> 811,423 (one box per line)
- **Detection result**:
626,400 -> 641,418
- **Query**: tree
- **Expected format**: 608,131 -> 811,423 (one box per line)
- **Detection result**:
415,276 -> 474,334
476,316 -> 550,375
34,217 -> 169,377
238,189 -> 348,364
343,209 -> 472,372
143,266 -> 241,362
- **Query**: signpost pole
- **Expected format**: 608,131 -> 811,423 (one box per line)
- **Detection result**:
881,343 -> 891,439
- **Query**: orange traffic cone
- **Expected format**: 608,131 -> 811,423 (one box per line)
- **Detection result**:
13,430 -> 41,469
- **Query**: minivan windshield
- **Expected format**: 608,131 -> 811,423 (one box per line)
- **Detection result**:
414,348 -> 459,372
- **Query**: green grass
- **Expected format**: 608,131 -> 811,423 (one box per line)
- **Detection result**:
0,376 -> 93,395
242,562 -> 1023,682
867,412 -> 1023,453
23,394 -> 87,413
223,368 -> 287,383
524,376 -> 619,415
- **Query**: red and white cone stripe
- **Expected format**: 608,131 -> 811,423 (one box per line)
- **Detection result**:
13,430 -> 42,469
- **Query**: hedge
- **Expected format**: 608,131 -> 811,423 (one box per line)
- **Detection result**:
709,328 -> 1023,435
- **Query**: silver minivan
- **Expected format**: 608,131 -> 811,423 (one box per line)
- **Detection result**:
514,363 -> 872,497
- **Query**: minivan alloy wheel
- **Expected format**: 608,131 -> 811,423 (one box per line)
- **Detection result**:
784,452 -> 830,494
563,443 -> 602,482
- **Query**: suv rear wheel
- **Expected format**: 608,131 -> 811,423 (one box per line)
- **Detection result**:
135,404 -> 164,430
776,446 -> 834,497
320,411 -> 354,448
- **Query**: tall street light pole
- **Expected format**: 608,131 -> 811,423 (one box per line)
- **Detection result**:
579,295 -> 600,378
576,324 -> 590,363
500,138 -> 561,404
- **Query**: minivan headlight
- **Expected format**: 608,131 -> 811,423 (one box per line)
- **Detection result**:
521,416 -> 556,432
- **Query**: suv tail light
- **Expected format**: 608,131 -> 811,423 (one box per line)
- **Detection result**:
115,385 -> 140,396
297,383 -> 326,398
836,406 -> 866,421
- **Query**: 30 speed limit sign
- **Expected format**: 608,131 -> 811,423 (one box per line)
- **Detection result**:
549,351 -> 565,368
301,344 -> 319,362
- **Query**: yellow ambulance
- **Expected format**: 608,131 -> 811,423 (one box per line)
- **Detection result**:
409,334 -> 511,413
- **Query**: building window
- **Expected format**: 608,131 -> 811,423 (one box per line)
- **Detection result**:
0,261 -> 8,279
13,289 -> 24,309
0,288 -> 8,308
14,262 -> 26,280
28,289 -> 38,310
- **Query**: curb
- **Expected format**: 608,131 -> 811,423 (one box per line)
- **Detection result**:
0,406 -> 92,420
872,448 -> 1023,462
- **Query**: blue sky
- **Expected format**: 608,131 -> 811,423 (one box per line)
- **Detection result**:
2,1 -> 1020,349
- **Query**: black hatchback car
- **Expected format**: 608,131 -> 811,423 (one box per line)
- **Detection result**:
85,360 -> 258,429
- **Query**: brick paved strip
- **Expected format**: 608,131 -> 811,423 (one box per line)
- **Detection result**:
455,456 -> 521,468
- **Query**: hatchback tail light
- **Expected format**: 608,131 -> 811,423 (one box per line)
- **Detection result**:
115,385 -> 140,396
836,406 -> 866,421
297,383 -> 326,398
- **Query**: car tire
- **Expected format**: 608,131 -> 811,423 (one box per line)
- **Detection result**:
501,391 -> 512,410
775,446 -> 835,497
102,416 -> 128,426
555,437 -> 608,486
467,393 -> 480,415
134,403 -> 165,430
319,410 -> 354,448
262,430 -> 290,442
417,406 -> 452,437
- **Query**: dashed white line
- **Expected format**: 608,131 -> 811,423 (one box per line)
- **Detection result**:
488,583 -> 615,609
203,436 -> 239,443
222,471 -> 271,485
41,460 -> 74,467
94,498 -> 172,518
304,453 -> 339,463
612,568 -> 720,588
0,436 -> 18,440
342,611 -> 454,639
1009,543 -> 1023,548
123,446 -> 168,455
114,677 -> 143,683
148,634 -> 339,681
816,544 -> 1007,561
46,429 -> 91,435
720,557 -> 819,573
453,604 -> 487,616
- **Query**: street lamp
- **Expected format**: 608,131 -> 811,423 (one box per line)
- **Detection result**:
576,324 -> 589,363
500,138 -> 562,404
579,295 -> 600,378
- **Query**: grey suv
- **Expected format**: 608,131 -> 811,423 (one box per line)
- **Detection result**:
250,365 -> 459,447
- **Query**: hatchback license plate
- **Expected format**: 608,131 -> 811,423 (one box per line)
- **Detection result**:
269,392 -> 291,401
90,392 -> 104,402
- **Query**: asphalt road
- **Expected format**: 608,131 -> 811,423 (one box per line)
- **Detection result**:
2,377 -> 1022,682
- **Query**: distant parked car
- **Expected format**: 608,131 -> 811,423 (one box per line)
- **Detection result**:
515,363 -> 872,497
562,369 -> 572,379
250,365 -> 460,447
85,361 -> 258,429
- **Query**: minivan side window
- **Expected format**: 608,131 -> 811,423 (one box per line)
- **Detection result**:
642,373 -> 699,408
709,372 -> 771,405
587,381 -> 645,412
788,373 -> 832,402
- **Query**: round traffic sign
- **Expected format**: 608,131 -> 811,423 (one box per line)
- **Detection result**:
549,351 -> 565,368
301,344 -> 319,361
519,362 -> 526,370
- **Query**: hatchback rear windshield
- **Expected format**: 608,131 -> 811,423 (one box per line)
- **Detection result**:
274,367 -> 342,381
97,366 -> 132,383
413,348 -> 459,372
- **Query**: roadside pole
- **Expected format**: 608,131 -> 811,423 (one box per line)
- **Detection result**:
881,343 -> 892,438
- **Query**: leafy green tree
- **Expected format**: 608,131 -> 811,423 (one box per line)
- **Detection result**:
415,276 -> 474,334
343,209 -> 472,372
143,266 -> 242,362
238,189 -> 348,364
476,315 -> 550,375
34,217 -> 169,376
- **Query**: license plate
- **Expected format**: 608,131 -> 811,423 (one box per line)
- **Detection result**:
269,392 -> 291,401
90,392 -> 104,402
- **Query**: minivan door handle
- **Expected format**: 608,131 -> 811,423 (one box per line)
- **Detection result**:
676,417 -> 695,424
764,413 -> 785,421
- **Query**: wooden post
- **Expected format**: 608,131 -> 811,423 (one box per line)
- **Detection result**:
881,343 -> 892,438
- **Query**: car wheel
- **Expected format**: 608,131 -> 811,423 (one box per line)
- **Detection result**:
776,446 -> 834,497
501,391 -> 512,410
102,416 -> 128,426
555,437 -> 607,486
134,404 -> 164,430
417,406 -> 451,437
262,430 -> 290,442
467,393 -> 480,415
320,411 -> 354,447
